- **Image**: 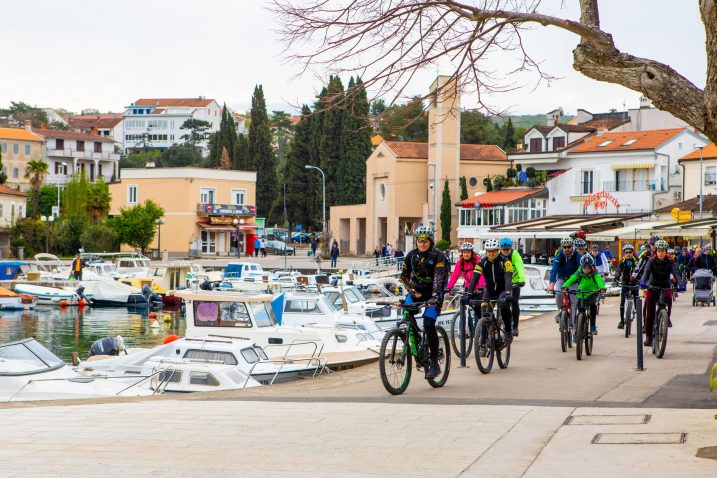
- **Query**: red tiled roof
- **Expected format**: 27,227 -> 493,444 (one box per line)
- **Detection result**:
383,141 -> 507,162
34,129 -> 115,143
133,98 -> 214,107
67,114 -> 123,130
0,184 -> 28,197
0,127 -> 44,142
569,128 -> 686,153
547,168 -> 570,179
655,194 -> 717,213
680,143 -> 717,161
531,124 -> 596,135
460,188 -> 545,207
581,118 -> 630,131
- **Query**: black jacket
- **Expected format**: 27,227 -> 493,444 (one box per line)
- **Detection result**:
614,257 -> 639,285
468,255 -> 513,297
641,256 -> 683,289
687,253 -> 717,275
400,247 -> 447,297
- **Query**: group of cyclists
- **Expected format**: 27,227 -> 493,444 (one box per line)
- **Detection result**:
399,224 -> 706,380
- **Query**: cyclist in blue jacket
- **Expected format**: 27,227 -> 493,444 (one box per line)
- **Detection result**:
547,237 -> 582,322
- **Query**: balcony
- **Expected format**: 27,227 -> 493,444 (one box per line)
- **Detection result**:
197,203 -> 256,216
602,180 -> 665,192
46,148 -> 120,161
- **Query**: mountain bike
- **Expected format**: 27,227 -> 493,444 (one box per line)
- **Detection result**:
646,286 -> 671,359
551,290 -> 572,352
378,300 -> 451,395
565,290 -> 603,361
473,297 -> 511,374
621,284 -> 641,338
448,289 -> 480,358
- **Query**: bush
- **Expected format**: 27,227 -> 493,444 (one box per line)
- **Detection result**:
526,166 -> 536,179
9,218 -> 44,257
516,163 -> 522,172
492,175 -> 506,190
506,168 -> 517,178
435,239 -> 451,251
80,222 -> 119,253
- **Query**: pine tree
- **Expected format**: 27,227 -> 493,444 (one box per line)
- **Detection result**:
440,179 -> 452,243
283,105 -> 313,229
209,104 -> 238,168
319,75 -> 344,207
247,85 -> 276,220
504,117 -> 516,150
336,77 -> 372,205
459,176 -> 468,200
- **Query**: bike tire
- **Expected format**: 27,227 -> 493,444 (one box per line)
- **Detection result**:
475,318 -> 494,374
624,298 -> 633,338
378,328 -> 412,395
497,325 -> 511,369
655,309 -> 669,359
585,319 -> 593,356
559,310 -> 568,353
450,310 -> 474,359
576,312 -> 585,361
428,326 -> 451,388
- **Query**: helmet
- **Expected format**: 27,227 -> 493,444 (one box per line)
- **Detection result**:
484,239 -> 500,250
115,335 -> 125,351
580,255 -> 595,267
655,240 -> 669,250
591,244 -> 599,250
574,238 -> 586,248
622,243 -> 635,253
459,242 -> 474,252
415,224 -> 434,239
499,238 -> 513,249
704,243 -> 713,251
649,235 -> 660,245
667,248 -> 675,254
560,237 -> 574,247
675,245 -> 681,252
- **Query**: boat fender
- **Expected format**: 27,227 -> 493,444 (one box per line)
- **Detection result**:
78,300 -> 85,307
149,312 -> 157,318
162,314 -> 171,323
60,300 -> 67,307
164,334 -> 179,344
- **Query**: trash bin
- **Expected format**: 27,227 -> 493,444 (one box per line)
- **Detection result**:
162,250 -> 169,261
17,246 -> 24,260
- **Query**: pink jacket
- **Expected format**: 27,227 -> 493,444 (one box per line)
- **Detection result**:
446,256 -> 486,290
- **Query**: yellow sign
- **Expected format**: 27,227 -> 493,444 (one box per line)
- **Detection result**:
677,211 -> 692,223
671,208 -> 680,219
209,217 -> 234,225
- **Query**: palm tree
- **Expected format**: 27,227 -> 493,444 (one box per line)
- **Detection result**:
24,160 -> 49,218
86,177 -> 111,223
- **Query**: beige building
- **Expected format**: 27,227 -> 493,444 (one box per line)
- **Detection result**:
329,76 -> 509,254
110,167 -> 257,257
680,143 -> 717,202
0,126 -> 45,191
0,184 -> 28,257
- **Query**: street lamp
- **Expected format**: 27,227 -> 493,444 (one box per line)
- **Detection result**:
154,218 -> 165,258
40,215 -> 54,253
55,161 -> 68,218
304,165 -> 326,237
232,218 -> 245,258
694,145 -> 704,219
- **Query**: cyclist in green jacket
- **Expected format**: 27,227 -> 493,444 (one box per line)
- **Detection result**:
562,254 -> 606,341
499,238 -> 525,337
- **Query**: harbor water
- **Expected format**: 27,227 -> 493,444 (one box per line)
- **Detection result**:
0,306 -> 186,362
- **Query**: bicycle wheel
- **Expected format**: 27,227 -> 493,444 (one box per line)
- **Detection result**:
575,312 -> 585,361
655,309 -> 669,359
428,326 -> 451,388
624,298 -> 633,338
450,310 -> 474,358
559,310 -> 568,353
585,316 -> 593,356
497,324 -> 511,369
378,328 -> 412,395
475,318 -> 494,374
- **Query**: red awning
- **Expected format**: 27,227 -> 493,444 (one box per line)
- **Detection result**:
196,222 -> 235,232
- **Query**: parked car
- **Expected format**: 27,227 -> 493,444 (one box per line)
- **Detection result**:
291,232 -> 312,243
266,240 -> 295,255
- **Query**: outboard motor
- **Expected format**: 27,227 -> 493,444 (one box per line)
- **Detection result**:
76,285 -> 92,306
141,284 -> 163,306
200,279 -> 214,291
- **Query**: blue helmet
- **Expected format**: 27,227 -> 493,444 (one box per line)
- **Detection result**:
499,237 -> 513,249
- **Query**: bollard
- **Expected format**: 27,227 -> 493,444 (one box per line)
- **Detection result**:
635,295 -> 645,371
459,301 -> 467,368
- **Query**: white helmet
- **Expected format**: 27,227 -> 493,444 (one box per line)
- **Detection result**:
484,239 -> 500,250
415,224 -> 434,239
459,242 -> 474,252
115,335 -> 125,351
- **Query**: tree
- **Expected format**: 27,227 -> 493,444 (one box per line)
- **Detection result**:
275,1 -> 717,142
80,222 -> 119,253
247,85 -> 277,219
179,118 -> 211,145
283,106 -> 313,229
86,177 -> 111,223
120,150 -> 161,169
0,101 -> 48,128
378,96 -> 428,142
461,110 -> 502,145
24,160 -> 48,218
26,185 -> 59,218
370,99 -> 386,116
336,77 -> 372,205
0,147 -> 7,184
459,176 -> 468,200
271,110 -> 293,168
319,75 -> 345,206
235,133 -> 249,170
504,117 -> 517,150
440,179 -> 452,243
111,199 -> 165,253
160,144 -> 203,167
210,105 -> 239,168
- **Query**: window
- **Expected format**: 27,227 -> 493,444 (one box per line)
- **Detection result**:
622,139 -> 638,146
380,183 -> 386,200
581,170 -> 594,194
598,140 -> 613,147
12,168 -> 18,179
24,144 -> 30,155
128,185 -> 137,204
76,141 -> 84,152
193,301 -> 252,327
285,299 -> 323,314
249,302 -> 278,327
552,136 -> 565,150
468,177 -> 477,187
183,349 -> 238,365
55,139 -> 64,150
529,138 -> 543,152
13,143 -> 19,154
1,143 -> 5,153
706,166 -> 717,186
200,188 -> 215,204
157,371 -> 182,383
189,372 -> 219,386
94,142 -> 102,153
231,189 -> 246,205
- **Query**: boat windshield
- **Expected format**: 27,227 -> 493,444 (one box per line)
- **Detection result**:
0,339 -> 64,376
249,302 -> 278,327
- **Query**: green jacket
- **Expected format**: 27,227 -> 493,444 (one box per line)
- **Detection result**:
563,270 -> 605,299
504,249 -> 526,285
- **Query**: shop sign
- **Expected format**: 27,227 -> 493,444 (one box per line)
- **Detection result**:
583,191 -> 620,212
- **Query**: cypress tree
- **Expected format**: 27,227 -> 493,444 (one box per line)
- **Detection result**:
283,105 -> 313,229
460,176 -> 468,200
247,85 -> 276,220
337,77 -> 372,205
235,133 -> 248,170
440,179 -> 452,243
319,75 -> 344,207
504,117 -> 516,150
306,89 -> 326,231
210,104 -> 238,169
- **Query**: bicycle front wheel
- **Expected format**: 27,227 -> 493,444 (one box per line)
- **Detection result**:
559,310 -> 569,353
497,324 -> 511,369
428,326 -> 451,388
655,309 -> 669,359
624,298 -> 633,338
379,328 -> 412,395
450,310 -> 474,358
475,318 -> 494,374
576,312 -> 585,361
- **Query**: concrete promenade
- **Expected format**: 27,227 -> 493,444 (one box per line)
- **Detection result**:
1,295 -> 716,477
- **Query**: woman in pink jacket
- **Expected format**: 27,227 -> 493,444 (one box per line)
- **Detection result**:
446,243 -> 485,291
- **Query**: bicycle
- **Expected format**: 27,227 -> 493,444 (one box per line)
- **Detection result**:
620,284 -> 641,338
551,290 -> 573,353
645,286 -> 671,359
448,289 -> 481,358
473,297 -> 511,374
565,290 -> 603,361
378,300 -> 451,395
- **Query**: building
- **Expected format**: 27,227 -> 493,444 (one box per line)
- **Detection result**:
232,113 -> 247,135
0,125 -> 45,190
0,184 -> 28,257
66,114 -> 124,143
329,76 -> 510,253
122,98 -> 222,156
34,129 -> 119,185
109,167 -> 257,257
679,143 -> 717,203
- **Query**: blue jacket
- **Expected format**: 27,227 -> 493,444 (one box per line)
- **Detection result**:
550,250 -> 582,283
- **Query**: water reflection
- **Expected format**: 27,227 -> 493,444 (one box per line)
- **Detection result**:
0,306 -> 186,362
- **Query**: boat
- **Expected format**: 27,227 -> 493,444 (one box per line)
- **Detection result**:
116,277 -> 164,307
176,289 -> 381,370
187,263 -> 224,286
0,338 -> 152,402
80,252 -> 151,277
0,287 -> 37,310
12,283 -> 90,307
520,264 -> 558,312
147,261 -> 193,306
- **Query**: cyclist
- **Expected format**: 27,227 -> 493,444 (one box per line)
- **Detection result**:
612,243 -> 639,329
466,238 -> 514,343
446,242 -> 485,292
400,224 -> 447,379
574,238 -> 588,256
589,244 -> 610,278
640,240 -> 685,347
562,254 -> 606,338
547,237 -> 582,323
499,237 -> 526,337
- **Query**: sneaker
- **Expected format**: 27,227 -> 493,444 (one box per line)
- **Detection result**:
554,313 -> 561,324
668,319 -> 673,328
644,337 -> 652,347
512,326 -> 519,337
503,334 -> 513,347
425,362 -> 440,380
590,325 -> 598,335
617,321 -> 625,329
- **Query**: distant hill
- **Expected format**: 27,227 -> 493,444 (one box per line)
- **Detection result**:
492,114 -> 576,129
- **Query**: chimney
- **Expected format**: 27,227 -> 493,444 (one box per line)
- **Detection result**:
546,108 -> 563,127
23,120 -> 32,131
639,96 -> 652,109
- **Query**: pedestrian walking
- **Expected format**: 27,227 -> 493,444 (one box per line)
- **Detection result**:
71,253 -> 83,281
394,247 -> 404,271
310,238 -> 318,256
260,237 -> 267,257
374,246 -> 381,265
253,237 -> 261,257
330,240 -> 339,268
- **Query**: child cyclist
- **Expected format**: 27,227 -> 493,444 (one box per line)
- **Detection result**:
446,242 -> 485,292
562,255 -> 606,341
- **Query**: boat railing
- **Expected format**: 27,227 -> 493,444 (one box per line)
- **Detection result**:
243,355 -> 327,388
349,256 -> 403,276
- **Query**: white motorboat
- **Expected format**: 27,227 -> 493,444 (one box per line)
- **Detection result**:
520,264 -> 558,312
12,283 -> 89,307
80,252 -> 151,277
176,289 -> 381,370
0,287 -> 37,310
0,338 -> 152,402
320,285 -> 397,328
187,263 -> 224,286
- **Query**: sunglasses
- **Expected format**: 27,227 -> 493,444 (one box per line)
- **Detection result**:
563,246 -> 573,249
416,239 -> 430,244
500,248 -> 511,252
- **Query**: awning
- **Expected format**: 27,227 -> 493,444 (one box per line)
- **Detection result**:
491,213 -> 648,239
197,223 -> 235,232
586,220 -> 672,242
647,218 -> 717,239
611,163 -> 655,170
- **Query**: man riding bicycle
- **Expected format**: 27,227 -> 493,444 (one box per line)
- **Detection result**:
400,224 -> 447,379
640,240 -> 685,347
612,243 -> 639,330
499,237 -> 526,337
574,238 -> 588,257
547,237 -> 582,323
562,254 -> 606,338
465,238 -> 514,344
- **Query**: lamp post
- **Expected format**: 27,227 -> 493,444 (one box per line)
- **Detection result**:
304,165 -> 326,236
154,218 -> 165,258
232,218 -> 245,257
55,161 -> 68,218
427,163 -> 437,229
40,215 -> 54,253
695,145 -> 704,219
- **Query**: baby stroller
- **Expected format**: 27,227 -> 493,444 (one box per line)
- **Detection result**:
691,268 -> 715,307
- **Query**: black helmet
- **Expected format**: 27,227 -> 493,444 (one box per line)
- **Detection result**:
580,255 -> 595,268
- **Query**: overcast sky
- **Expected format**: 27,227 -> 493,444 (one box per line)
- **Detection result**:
0,1 -> 706,117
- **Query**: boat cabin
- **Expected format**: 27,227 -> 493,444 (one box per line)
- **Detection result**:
223,262 -> 265,281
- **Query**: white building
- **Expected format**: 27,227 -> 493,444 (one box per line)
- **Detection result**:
34,129 -> 120,185
66,114 -> 124,144
122,98 -> 222,156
